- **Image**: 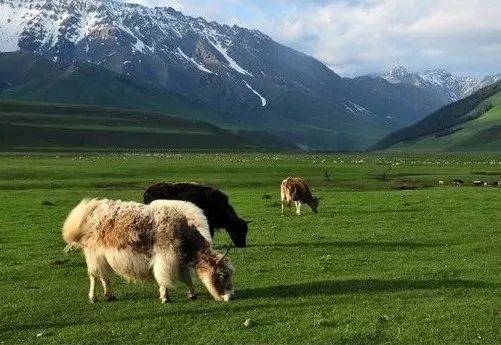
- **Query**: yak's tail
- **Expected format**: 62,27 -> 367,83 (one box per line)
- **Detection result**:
62,199 -> 94,250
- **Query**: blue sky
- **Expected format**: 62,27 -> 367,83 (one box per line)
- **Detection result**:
124,0 -> 501,77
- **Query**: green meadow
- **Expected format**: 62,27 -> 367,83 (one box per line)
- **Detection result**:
0,153 -> 500,345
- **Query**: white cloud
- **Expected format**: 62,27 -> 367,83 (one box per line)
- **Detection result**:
120,0 -> 501,76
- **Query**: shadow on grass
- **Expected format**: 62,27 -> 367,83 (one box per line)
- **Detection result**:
3,298 -> 306,333
351,208 -> 425,214
5,279 -> 498,334
238,278 -> 498,299
248,240 -> 441,249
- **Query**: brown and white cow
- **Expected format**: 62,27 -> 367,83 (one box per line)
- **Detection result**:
280,177 -> 319,215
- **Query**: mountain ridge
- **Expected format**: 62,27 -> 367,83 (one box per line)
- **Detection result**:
0,0 -> 449,149
380,65 -> 501,104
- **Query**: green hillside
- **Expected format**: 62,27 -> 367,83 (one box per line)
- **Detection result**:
0,51 -> 228,125
0,52 -> 388,151
0,100 -> 295,151
372,81 -> 501,151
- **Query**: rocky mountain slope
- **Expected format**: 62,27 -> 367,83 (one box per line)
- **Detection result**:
0,50 -> 230,124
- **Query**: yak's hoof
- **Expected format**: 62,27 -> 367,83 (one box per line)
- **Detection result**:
89,296 -> 98,303
188,293 -> 197,301
104,294 -> 116,302
160,298 -> 172,304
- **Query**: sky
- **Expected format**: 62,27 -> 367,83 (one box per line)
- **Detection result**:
123,0 -> 501,77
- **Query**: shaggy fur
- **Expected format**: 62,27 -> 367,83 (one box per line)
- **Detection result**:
280,177 -> 319,215
62,198 -> 234,303
143,182 -> 250,247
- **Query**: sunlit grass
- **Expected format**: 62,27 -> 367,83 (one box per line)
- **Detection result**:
0,152 -> 500,344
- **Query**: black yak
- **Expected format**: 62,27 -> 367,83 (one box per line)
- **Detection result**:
144,182 -> 250,247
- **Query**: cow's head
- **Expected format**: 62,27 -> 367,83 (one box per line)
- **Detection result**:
197,248 -> 235,302
310,197 -> 319,214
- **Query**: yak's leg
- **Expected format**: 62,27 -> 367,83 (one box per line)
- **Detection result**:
100,277 -> 116,302
158,285 -> 171,304
88,274 -> 98,303
180,266 -> 196,300
153,252 -> 179,304
281,199 -> 285,216
84,249 -> 108,303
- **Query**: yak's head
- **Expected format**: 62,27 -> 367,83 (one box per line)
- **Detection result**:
310,197 -> 319,214
198,248 -> 235,302
228,218 -> 251,248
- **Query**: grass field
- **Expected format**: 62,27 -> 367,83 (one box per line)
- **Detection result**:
0,152 -> 500,345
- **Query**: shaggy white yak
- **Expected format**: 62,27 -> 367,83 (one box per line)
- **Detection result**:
63,198 -> 234,303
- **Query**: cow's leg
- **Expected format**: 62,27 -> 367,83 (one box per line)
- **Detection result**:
180,266 -> 196,300
295,201 -> 302,215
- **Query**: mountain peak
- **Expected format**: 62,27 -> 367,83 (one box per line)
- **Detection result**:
386,65 -> 412,78
421,69 -> 453,79
382,65 -> 417,84
390,65 -> 410,74
380,66 -> 500,103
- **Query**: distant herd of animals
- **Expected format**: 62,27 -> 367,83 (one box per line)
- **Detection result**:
62,177 -> 318,304
443,179 -> 501,187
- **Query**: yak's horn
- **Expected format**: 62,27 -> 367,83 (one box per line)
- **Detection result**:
217,245 -> 232,265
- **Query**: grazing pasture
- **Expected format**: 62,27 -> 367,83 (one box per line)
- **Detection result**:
0,152 -> 500,345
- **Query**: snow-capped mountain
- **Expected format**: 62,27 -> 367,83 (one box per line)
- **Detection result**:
382,66 -> 501,103
0,0 -> 278,106
0,0 -> 445,150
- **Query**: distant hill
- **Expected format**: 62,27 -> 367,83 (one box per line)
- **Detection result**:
0,100 -> 296,151
0,51 -> 229,125
371,81 -> 501,152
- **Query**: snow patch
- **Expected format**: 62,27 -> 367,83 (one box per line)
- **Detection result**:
176,47 -> 213,74
208,39 -> 253,76
243,80 -> 266,107
345,102 -> 373,116
0,2 -> 38,52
